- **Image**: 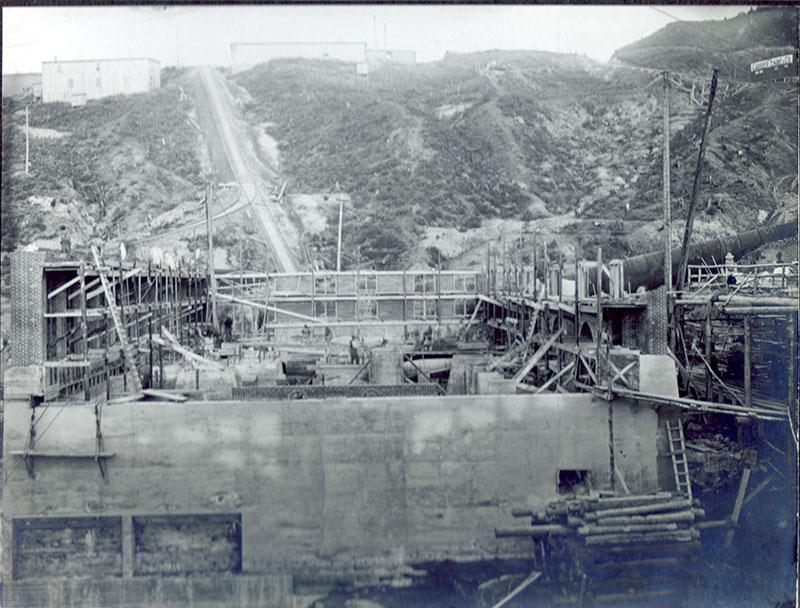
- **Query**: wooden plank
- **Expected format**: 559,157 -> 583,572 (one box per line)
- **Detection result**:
158,327 -> 224,370
47,274 -> 81,300
11,450 -> 115,458
724,467 -> 751,549
533,360 -> 575,394
490,571 -> 542,608
494,525 -> 571,537
609,360 -> 636,389
43,360 -> 91,368
588,499 -> 692,519
141,389 -> 188,402
216,292 -> 322,323
512,325 -> 565,383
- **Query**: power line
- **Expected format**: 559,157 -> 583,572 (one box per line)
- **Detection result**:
649,6 -> 739,51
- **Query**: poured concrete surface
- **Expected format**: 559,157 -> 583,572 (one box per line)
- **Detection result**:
2,393 -> 658,589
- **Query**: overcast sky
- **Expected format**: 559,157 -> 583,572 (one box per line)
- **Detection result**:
2,4 -> 751,74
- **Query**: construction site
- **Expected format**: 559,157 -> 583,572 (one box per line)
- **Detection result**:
1,5 -> 798,608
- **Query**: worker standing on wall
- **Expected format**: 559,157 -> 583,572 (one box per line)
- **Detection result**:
349,335 -> 360,365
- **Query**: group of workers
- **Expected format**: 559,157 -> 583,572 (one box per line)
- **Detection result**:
725,251 -> 796,291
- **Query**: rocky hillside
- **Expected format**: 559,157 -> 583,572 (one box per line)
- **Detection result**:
612,6 -> 797,80
1,68 -> 207,257
235,22 -> 797,269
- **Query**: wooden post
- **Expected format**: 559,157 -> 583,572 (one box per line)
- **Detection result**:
575,252 -> 580,348
103,311 -> 110,400
676,69 -> 719,293
609,398 -> 615,492
159,343 -> 164,389
532,235 -> 537,301
596,247 -> 603,374
788,312 -> 797,523
502,236 -> 506,294
311,268 -> 316,321
705,307 -> 712,400
437,250 -> 442,331
118,256 -> 127,392
487,240 -> 491,297
356,247 -> 361,325
79,263 -> 90,401
744,315 -> 751,409
402,269 -> 407,338
206,183 -> 218,328
148,305 -> 153,390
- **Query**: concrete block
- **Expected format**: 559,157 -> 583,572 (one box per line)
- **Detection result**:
3,365 -> 44,399
476,371 -> 517,394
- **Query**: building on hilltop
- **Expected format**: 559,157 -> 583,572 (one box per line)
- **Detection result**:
2,73 -> 42,100
230,42 -> 367,74
41,58 -> 160,106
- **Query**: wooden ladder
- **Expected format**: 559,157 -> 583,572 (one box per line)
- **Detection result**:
91,246 -> 142,394
666,418 -> 692,500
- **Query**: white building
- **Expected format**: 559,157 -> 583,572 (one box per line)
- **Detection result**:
230,42 -> 367,74
41,58 -> 160,105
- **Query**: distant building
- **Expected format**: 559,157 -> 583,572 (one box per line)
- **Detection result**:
2,73 -> 42,99
41,58 -> 160,105
230,42 -> 367,74
366,49 -> 416,69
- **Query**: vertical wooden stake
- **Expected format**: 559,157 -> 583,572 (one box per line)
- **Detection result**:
79,263 -> 90,401
596,247 -> 603,376
705,307 -> 712,400
744,315 -> 751,409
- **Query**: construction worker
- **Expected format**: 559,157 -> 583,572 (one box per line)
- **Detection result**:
301,324 -> 311,345
59,226 -> 71,255
222,316 -> 233,343
349,335 -> 360,365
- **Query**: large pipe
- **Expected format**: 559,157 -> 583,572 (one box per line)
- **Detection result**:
620,222 -> 796,293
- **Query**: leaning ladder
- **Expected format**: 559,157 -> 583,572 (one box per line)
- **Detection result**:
91,246 -> 142,394
666,418 -> 692,500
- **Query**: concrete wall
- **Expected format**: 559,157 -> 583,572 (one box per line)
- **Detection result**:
2,394 -> 658,583
42,58 -> 160,104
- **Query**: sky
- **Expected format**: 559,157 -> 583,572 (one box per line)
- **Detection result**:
2,4 -> 752,74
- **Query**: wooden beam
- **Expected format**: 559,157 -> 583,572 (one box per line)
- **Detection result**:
47,274 -> 81,300
490,571 -> 542,608
216,292 -> 323,324
533,360 -> 575,394
609,360 -> 636,389
744,315 -> 751,408
512,326 -> 565,383
724,467 -> 751,549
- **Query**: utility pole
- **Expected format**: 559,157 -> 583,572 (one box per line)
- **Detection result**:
25,104 -> 30,175
205,183 -> 218,329
662,72 -> 672,293
662,72 -> 673,353
676,69 -> 719,293
336,197 -> 344,272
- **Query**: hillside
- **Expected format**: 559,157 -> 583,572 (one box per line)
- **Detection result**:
612,6 -> 797,79
235,39 -> 797,269
1,68 -> 207,257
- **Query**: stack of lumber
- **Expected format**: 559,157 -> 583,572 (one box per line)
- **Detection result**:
496,492 -> 706,606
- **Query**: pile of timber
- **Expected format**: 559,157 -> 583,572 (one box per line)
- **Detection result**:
498,492 -> 704,546
497,492 -> 705,606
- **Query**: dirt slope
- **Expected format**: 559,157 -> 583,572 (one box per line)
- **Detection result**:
234,37 -> 797,269
1,68 -> 207,258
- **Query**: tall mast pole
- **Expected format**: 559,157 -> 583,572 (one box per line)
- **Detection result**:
205,183 -> 218,328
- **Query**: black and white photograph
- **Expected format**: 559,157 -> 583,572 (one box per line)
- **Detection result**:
0,3 -> 797,607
